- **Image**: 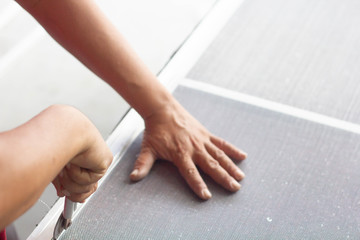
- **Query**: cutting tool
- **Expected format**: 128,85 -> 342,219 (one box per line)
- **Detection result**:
52,197 -> 77,240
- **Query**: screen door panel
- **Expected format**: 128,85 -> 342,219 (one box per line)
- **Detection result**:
60,85 -> 360,239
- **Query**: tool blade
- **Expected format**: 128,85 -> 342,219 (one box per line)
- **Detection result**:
52,213 -> 66,240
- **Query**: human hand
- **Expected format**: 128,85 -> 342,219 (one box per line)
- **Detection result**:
52,123 -> 113,203
130,101 -> 247,200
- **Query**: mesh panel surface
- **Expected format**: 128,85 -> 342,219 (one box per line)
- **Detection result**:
188,0 -> 360,124
60,86 -> 360,239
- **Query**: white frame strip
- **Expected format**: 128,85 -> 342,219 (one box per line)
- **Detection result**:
158,0 -> 245,90
181,78 -> 360,135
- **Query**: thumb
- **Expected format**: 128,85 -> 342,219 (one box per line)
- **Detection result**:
130,147 -> 156,181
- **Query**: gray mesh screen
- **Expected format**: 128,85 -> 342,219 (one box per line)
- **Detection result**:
187,0 -> 360,124
60,86 -> 360,239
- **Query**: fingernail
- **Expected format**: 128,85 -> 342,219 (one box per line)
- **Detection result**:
201,189 -> 212,199
235,168 -> 245,180
230,179 -> 241,191
62,190 -> 71,196
130,169 -> 138,177
241,150 -> 248,157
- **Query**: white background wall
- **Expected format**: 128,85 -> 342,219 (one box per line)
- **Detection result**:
0,0 -> 216,238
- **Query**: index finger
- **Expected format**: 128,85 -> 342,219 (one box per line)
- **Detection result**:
174,156 -> 212,200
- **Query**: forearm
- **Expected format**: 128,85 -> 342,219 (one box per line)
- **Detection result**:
14,0 -> 247,202
17,0 -> 174,119
0,105 -> 95,229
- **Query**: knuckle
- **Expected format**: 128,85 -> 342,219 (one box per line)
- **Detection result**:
207,159 -> 220,170
219,139 -> 228,148
101,150 -> 113,171
186,167 -> 197,176
214,149 -> 226,159
133,160 -> 144,169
